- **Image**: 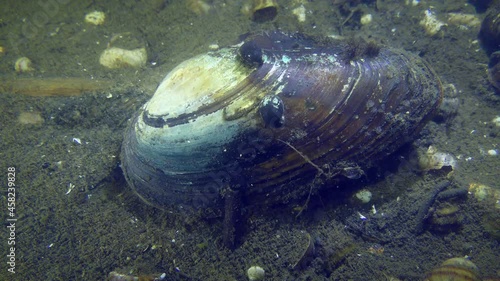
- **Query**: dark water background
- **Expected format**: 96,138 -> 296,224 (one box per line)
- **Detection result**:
0,0 -> 499,280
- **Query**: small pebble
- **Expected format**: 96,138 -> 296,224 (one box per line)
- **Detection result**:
85,11 -> 105,25
361,14 -> 373,25
15,57 -> 34,73
208,44 -> 219,50
492,116 -> 500,127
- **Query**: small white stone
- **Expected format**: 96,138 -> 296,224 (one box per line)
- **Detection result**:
247,266 -> 265,281
99,47 -> 147,69
292,5 -> 306,23
187,0 -> 211,15
15,57 -> 34,73
208,44 -> 219,50
487,149 -> 498,156
85,11 -> 105,26
355,189 -> 372,203
492,116 -> 500,127
360,14 -> 373,25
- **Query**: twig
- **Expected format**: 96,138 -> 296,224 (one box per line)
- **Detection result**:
413,180 -> 451,234
277,139 -> 325,175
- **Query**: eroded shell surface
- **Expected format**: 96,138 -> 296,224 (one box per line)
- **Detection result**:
121,32 -> 442,211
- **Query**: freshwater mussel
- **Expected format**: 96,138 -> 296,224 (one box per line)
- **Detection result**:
480,2 -> 500,90
121,31 -> 442,213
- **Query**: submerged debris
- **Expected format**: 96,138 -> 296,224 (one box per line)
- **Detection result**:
292,232 -> 315,270
107,271 -> 166,281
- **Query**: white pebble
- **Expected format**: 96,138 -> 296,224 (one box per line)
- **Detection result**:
208,44 -> 219,50
355,189 -> 372,203
361,14 -> 373,25
85,11 -> 105,25
292,5 -> 306,23
99,47 -> 147,69
15,57 -> 34,73
247,266 -> 265,281
492,116 -> 500,127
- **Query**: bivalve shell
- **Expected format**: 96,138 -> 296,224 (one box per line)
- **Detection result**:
121,32 -> 442,212
244,0 -> 278,22
424,257 -> 480,281
480,3 -> 500,56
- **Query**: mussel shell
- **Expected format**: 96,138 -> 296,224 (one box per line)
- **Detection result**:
488,51 -> 500,90
424,257 -> 480,281
251,0 -> 278,23
480,3 -> 500,56
481,3 -> 500,90
121,31 -> 442,211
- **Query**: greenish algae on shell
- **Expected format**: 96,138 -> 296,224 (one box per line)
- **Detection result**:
121,31 -> 442,212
